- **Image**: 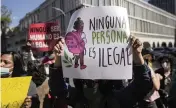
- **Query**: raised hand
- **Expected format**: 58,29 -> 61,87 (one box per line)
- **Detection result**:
54,38 -> 65,56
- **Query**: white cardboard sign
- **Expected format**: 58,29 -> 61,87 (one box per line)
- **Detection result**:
62,6 -> 132,79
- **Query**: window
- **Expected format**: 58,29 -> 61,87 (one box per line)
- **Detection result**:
136,20 -> 141,32
168,42 -> 173,47
147,11 -> 152,21
60,15 -> 65,35
150,23 -> 153,33
152,42 -> 156,48
92,0 -> 99,6
52,1 -> 56,17
24,21 -> 27,28
148,23 -> 150,33
34,15 -> 36,23
142,9 -> 146,19
129,18 -> 136,31
126,2 -> 129,14
156,14 -> 160,23
152,12 -> 157,22
86,0 -> 92,5
161,42 -> 167,47
111,0 -> 116,6
135,5 -> 142,18
114,0 -> 119,6
141,21 -> 145,32
46,6 -> 49,20
129,18 -> 133,31
129,3 -> 134,16
60,0 -> 64,11
105,0 -> 110,6
37,13 -> 39,22
144,22 -> 148,33
157,42 -> 160,47
154,24 -> 157,33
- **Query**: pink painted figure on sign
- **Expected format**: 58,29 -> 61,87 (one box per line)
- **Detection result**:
65,17 -> 87,70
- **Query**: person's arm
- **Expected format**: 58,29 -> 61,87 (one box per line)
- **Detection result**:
54,55 -> 62,68
131,36 -> 144,65
133,53 -> 144,65
131,36 -> 151,82
49,38 -> 67,99
148,66 -> 161,90
53,38 -> 65,68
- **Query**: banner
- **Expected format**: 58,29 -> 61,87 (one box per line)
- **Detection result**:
28,22 -> 61,51
62,6 -> 132,79
1,76 -> 32,108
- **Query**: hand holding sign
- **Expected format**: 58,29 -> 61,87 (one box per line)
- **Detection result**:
54,38 -> 65,56
130,36 -> 143,54
130,36 -> 144,65
62,6 -> 132,79
24,96 -> 32,108
1,77 -> 32,108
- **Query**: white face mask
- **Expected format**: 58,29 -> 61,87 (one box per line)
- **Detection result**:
162,62 -> 168,69
0,67 -> 12,77
44,65 -> 49,75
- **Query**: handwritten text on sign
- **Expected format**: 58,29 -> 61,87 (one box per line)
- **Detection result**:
62,6 -> 132,79
28,22 -> 60,51
1,77 -> 32,108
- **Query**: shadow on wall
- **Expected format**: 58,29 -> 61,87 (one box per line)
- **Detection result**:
152,42 -> 156,48
161,42 -> 167,48
143,41 -> 175,48
143,42 -> 151,49
168,42 -> 173,47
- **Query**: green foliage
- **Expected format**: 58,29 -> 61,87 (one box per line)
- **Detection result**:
1,17 -> 11,24
63,51 -> 73,68
1,5 -> 12,28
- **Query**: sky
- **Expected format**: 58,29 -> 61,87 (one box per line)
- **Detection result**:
2,0 -> 45,28
2,0 -> 150,28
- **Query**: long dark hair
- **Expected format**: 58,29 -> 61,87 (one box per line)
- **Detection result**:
1,51 -> 26,77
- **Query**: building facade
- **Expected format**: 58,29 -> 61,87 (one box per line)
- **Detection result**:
7,0 -> 176,51
148,0 -> 176,15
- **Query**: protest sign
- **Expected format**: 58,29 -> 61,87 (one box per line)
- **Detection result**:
62,6 -> 132,79
28,22 -> 60,51
1,76 -> 32,108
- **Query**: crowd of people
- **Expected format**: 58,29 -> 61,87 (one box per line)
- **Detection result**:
1,36 -> 176,108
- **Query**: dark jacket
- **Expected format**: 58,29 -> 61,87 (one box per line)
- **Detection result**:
98,63 -> 153,108
48,66 -> 68,108
49,67 -> 67,98
119,63 -> 153,108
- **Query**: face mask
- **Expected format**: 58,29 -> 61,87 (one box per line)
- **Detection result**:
0,67 -> 12,78
44,65 -> 49,75
162,62 -> 168,69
